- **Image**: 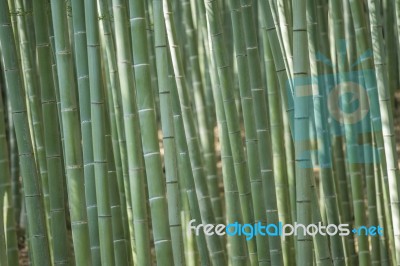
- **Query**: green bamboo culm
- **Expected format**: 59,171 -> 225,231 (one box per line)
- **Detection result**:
128,0 -> 176,264
268,0 -> 293,80
0,76 -> 18,266
85,0 -> 116,264
240,0 -> 288,264
69,0 -> 101,263
205,25 -> 250,264
168,55 -> 212,265
163,0 -> 227,264
13,0 -> 51,242
142,0 -> 186,263
153,32 -> 187,266
293,0 -> 314,265
6,96 -> 21,231
226,0 -> 271,264
333,12 -> 371,266
102,72 -> 130,265
49,0 -> 92,264
112,0 -> 152,264
308,0 -> 346,264
181,0 -> 224,226
32,0 -> 70,263
97,0 -> 136,260
366,0 -> 400,263
0,139 -> 8,266
153,0 -> 213,263
0,0 -> 51,264
202,0 -> 260,264
384,0 -> 398,111
371,0 -> 397,259
0,63 -> 19,266
259,0 -> 297,227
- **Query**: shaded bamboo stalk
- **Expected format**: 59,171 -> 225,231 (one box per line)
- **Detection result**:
98,0 -> 136,259
293,0 -> 314,265
111,0 -> 153,264
85,0 -> 115,263
163,0 -> 227,263
202,0 -> 264,263
50,0 -> 93,264
69,0 -> 101,263
14,0 -> 51,242
128,0 -> 176,263
366,0 -> 400,263
181,0 -> 223,225
102,74 -> 130,264
226,0 -> 271,263
32,0 -> 70,263
0,0 -> 51,263
0,75 -> 18,266
308,0 -> 346,264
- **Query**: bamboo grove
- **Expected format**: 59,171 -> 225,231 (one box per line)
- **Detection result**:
0,0 -> 400,265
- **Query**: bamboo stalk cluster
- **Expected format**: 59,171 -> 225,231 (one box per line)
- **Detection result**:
0,0 -> 399,265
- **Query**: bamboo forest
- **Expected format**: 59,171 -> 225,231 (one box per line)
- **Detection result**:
1,0 -> 400,265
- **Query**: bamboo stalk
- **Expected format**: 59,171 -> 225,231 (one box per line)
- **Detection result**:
268,0 -> 293,80
111,0 -> 153,264
372,132 -> 390,265
149,2 -> 188,263
0,0 -> 51,263
365,0 -> 400,263
181,0 -> 223,225
202,0 -> 263,264
226,0 -> 271,263
128,0 -> 176,264
98,0 -> 136,259
103,79 -> 130,264
324,1 -> 357,263
0,78 -> 14,266
206,28 -> 251,264
308,0 -> 346,264
69,0 -> 101,263
32,0 -> 70,263
331,1 -> 370,264
163,0 -> 227,263
168,58 -> 212,265
384,0 -> 398,111
293,0 -> 314,264
0,64 -> 19,266
14,0 -> 51,243
49,0 -> 93,264
85,0 -> 115,263
6,99 -> 20,230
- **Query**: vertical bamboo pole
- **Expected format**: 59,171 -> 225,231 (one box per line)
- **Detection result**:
32,0 -> 70,263
49,0 -> 93,264
293,0 -> 314,264
69,0 -> 100,262
0,0 -> 51,264
163,0 -> 227,263
112,0 -> 153,264
85,0 -> 115,263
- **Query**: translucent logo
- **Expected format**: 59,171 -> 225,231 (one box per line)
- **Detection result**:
287,40 -> 381,167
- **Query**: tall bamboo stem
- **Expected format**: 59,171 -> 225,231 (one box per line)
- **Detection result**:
0,0 -> 51,263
